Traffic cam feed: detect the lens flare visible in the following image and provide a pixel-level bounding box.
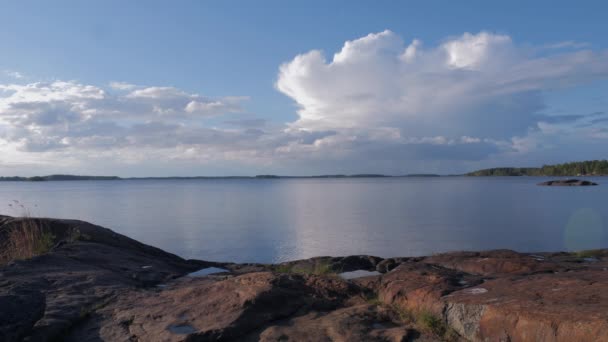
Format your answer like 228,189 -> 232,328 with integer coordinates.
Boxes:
564,208 -> 604,251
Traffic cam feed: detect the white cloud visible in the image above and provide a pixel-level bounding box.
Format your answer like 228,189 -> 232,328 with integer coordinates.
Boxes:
125,86 -> 184,99
276,30 -> 608,169
1,31 -> 608,175
543,41 -> 591,50
3,70 -> 24,79
402,39 -> 420,63
0,80 -> 253,158
109,81 -> 136,90
185,96 -> 248,116
442,32 -> 512,69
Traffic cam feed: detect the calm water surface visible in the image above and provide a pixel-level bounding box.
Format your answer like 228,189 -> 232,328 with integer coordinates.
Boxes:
0,177 -> 606,263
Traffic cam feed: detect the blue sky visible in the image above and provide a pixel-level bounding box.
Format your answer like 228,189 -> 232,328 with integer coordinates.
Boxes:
0,1 -> 607,176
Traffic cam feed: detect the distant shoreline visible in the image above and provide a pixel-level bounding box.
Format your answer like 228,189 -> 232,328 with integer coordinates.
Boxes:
1,160 -> 607,181
0,174 -> 605,182
0,174 -> 442,182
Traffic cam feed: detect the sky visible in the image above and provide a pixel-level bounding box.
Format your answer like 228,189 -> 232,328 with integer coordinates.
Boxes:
0,1 -> 607,176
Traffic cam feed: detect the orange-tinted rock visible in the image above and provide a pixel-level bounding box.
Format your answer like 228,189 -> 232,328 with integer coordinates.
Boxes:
443,269 -> 608,341
252,304 -> 424,342
378,262 -> 482,316
3,216 -> 608,342
87,273 -> 314,341
423,250 -> 569,276
351,274 -> 382,293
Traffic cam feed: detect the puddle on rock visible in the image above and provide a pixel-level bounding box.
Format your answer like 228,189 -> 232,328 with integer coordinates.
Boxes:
187,267 -> 230,277
339,270 -> 381,280
464,287 -> 488,295
168,323 -> 197,334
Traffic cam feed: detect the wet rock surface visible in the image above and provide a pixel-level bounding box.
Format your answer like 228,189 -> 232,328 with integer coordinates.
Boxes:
2,217 -> 608,341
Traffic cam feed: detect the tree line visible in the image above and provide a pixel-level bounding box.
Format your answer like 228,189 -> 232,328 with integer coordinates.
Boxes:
466,160 -> 608,176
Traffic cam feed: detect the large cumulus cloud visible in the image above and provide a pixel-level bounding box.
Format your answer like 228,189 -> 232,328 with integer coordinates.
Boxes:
276,30 -> 608,166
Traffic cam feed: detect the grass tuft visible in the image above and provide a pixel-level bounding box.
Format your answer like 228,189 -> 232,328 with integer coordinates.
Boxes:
418,311 -> 445,336
1,211 -> 56,265
416,310 -> 460,341
389,306 -> 460,341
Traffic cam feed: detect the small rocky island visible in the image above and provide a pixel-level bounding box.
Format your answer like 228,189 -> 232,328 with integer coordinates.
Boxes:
537,179 -> 598,186
1,216 -> 608,341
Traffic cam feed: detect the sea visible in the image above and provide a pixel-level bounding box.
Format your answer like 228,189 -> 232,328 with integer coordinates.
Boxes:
0,177 -> 606,263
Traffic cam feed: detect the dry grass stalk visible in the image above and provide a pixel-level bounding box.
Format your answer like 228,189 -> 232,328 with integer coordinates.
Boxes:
1,212 -> 55,265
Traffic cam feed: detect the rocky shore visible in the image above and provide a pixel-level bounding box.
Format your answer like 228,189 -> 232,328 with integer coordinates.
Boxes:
537,179 -> 599,186
1,216 -> 608,341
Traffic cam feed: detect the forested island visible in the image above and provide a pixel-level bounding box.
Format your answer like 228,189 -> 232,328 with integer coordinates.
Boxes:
466,160 -> 608,176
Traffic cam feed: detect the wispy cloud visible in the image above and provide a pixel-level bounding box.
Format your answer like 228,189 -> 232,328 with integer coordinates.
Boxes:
543,41 -> 591,50
109,81 -> 136,90
3,70 -> 24,79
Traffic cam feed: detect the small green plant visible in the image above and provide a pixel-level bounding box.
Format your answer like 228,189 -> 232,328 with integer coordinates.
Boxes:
572,249 -> 605,259
392,305 -> 415,324
311,261 -> 334,275
418,311 -> 445,336
389,305 -> 460,341
273,260 -> 336,275
274,264 -> 293,273
365,293 -> 383,306
416,310 -> 459,341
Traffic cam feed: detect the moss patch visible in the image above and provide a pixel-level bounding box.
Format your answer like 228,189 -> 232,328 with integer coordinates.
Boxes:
273,259 -> 336,275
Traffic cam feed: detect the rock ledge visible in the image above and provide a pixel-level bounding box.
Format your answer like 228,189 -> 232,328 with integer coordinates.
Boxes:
1,217 -> 608,341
